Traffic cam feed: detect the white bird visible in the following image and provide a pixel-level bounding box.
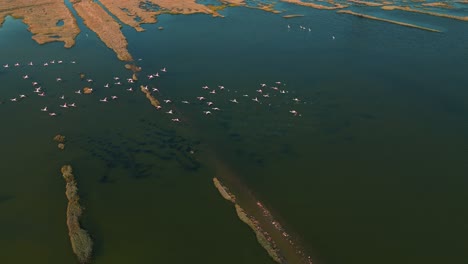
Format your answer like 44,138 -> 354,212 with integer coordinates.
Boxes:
71,61 -> 76,64
289,110 -> 299,116
230,99 -> 239,103
263,94 -> 270,98
202,85 -> 209,90
155,72 -> 160,77
280,90 -> 286,94
56,77 -> 62,82
166,110 -> 173,114
203,111 -> 212,115
260,83 -> 266,87
293,98 -> 300,102
142,85 -> 148,90
210,90 -> 216,94
22,75 -> 29,79
161,67 -> 167,72
41,107 -> 48,112
34,88 -> 41,93
148,75 -> 154,79
197,96 -> 206,101
43,62 -> 48,66
3,64 -> 9,68
242,94 -> 249,97
10,98 -> 17,102
38,92 -> 45,97
182,100 -> 190,104
156,105 -> 162,110
100,97 -> 108,102
28,62 -> 33,66
59,95 -> 65,100
14,63 -> 19,67
163,99 -> 172,104
50,60 -> 55,64
252,97 -> 260,103
32,82 -> 39,86
275,81 -> 281,84
86,79 -> 93,83
332,35 -> 335,40
113,77 -> 120,80
104,83 -> 109,88
271,86 -> 279,91
127,79 -> 134,83
115,82 -> 121,85
58,60 -> 63,64
218,85 -> 225,90
127,87 -> 133,92
19,94 -> 26,98
60,103 -> 68,108
171,118 -> 180,122
49,112 -> 57,116
152,88 -> 159,92
207,101 -> 214,106
308,28 -> 311,32
75,90 -> 81,94
111,96 -> 118,100
287,24 -> 290,29
69,103 -> 76,107
212,107 -> 221,111
256,89 -> 263,93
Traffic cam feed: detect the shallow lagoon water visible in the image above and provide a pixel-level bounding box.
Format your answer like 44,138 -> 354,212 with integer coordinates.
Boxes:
0,5 -> 467,264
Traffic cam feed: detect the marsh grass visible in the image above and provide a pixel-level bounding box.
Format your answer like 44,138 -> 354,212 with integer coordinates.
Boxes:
61,165 -> 93,264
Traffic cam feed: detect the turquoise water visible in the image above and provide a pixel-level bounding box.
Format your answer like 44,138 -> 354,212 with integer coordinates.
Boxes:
1,5 -> 467,264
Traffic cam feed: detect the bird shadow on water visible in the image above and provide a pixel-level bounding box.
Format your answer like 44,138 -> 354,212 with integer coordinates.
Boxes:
81,123 -> 201,183
0,195 -> 13,205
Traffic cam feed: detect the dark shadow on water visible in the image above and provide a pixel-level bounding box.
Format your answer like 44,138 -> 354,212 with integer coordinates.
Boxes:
0,195 -> 13,204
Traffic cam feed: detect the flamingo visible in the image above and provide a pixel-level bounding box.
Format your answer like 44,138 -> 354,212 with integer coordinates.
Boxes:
229,99 -> 239,103
3,64 -> 9,68
166,110 -> 173,114
289,110 -> 299,116
58,60 -> 63,64
49,112 -> 57,116
32,82 -> 39,86
100,97 -> 108,102
212,107 -> 221,111
161,67 -> 167,72
127,87 -> 133,92
10,98 -> 17,102
56,78 -> 62,82
19,94 -> 26,98
197,96 -> 206,101
115,81 -> 121,85
14,63 -> 19,67
207,102 -> 214,106
163,99 -> 172,104
218,85 -> 225,90
34,88 -> 41,93
156,105 -> 162,110
256,89 -> 263,93
252,97 -> 260,103
22,75 -> 29,79
75,90 -> 81,94
275,81 -> 281,84
210,90 -> 216,94
50,60 -> 55,64
202,85 -> 209,90
203,111 -> 212,115
69,103 -> 76,107
171,118 -> 180,122
41,107 -> 48,112
43,62 -> 48,66
155,72 -> 160,77
60,103 -> 68,108
111,96 -> 118,100
104,83 -> 109,88
181,101 -> 190,104
38,92 -> 45,97
293,98 -> 300,102
71,61 -> 76,64
86,79 -> 93,83
263,94 -> 270,98
243,94 -> 249,97
113,77 -> 120,80
28,62 -> 33,66
260,83 -> 266,87
148,75 -> 154,79
142,85 -> 148,90
271,86 -> 279,91
152,88 -> 159,92
59,95 -> 65,100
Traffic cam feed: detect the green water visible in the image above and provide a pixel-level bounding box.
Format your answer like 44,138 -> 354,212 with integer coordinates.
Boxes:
1,5 -> 468,264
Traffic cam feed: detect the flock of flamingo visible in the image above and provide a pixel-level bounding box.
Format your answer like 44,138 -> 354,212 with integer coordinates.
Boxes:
1,59 -> 303,122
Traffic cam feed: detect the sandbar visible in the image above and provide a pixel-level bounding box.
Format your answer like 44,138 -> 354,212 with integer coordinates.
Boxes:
140,85 -> 161,108
381,5 -> 468,21
281,0 -> 347,10
338,10 -> 441,32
